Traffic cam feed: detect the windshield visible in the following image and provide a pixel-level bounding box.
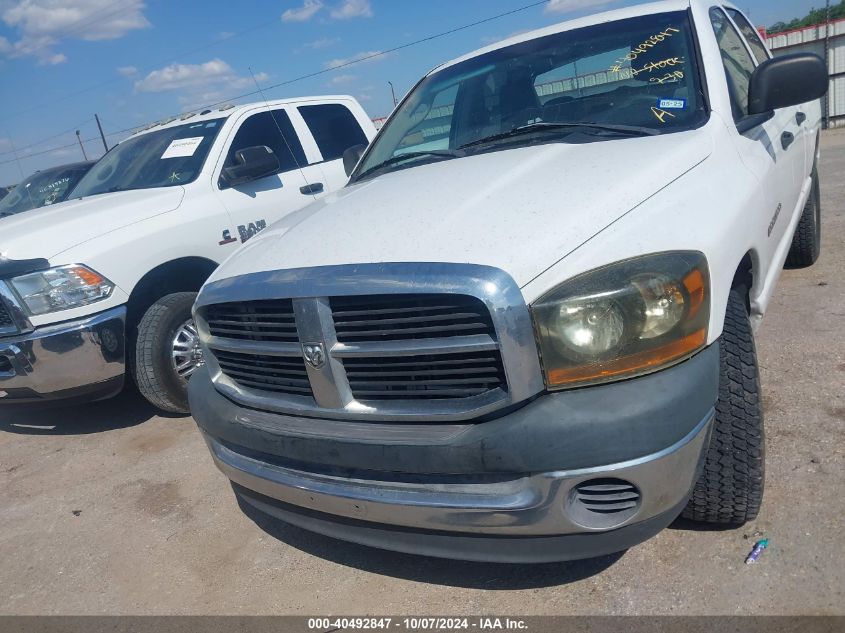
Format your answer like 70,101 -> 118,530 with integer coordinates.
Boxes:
70,118 -> 226,198
355,11 -> 705,181
0,163 -> 92,217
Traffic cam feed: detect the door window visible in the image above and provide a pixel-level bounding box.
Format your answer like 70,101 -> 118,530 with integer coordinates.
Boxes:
298,103 -> 369,161
709,7 -> 756,120
725,8 -> 770,64
223,109 -> 307,179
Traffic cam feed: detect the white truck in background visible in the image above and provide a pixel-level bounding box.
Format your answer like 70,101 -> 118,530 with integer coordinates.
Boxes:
0,96 -> 376,413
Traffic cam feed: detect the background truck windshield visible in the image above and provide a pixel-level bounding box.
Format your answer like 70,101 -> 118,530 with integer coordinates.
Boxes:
0,163 -> 92,217
70,118 -> 226,198
356,11 -> 705,178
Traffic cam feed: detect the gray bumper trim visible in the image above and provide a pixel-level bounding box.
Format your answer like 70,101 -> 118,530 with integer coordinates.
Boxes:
0,306 -> 126,403
207,410 -> 712,538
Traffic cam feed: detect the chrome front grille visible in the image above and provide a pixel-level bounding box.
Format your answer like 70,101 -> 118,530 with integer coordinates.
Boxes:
195,263 -> 545,422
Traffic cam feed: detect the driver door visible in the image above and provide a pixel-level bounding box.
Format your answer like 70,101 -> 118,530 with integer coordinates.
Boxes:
213,106 -> 325,246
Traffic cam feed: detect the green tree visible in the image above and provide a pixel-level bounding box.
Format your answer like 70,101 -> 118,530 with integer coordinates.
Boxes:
767,1 -> 845,34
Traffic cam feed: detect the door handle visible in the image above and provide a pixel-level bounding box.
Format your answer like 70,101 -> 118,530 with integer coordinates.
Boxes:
300,182 -> 324,195
781,131 -> 795,150
796,111 -> 806,125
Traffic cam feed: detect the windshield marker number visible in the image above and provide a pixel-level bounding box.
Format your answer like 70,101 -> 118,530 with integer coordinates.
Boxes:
609,27 -> 680,72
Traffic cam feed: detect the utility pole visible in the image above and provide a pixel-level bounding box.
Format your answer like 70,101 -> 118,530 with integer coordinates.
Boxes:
75,130 -> 88,161
823,0 -> 831,129
388,81 -> 398,108
94,114 -> 109,152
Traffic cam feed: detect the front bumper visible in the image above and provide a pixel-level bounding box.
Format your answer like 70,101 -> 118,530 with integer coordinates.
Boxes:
191,344 -> 719,562
0,306 -> 126,405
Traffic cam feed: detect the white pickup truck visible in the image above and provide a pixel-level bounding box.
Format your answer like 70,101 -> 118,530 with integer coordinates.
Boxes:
189,0 -> 827,562
0,96 -> 375,413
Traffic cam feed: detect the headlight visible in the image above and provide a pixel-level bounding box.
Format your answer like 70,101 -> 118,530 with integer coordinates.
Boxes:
531,252 -> 709,389
10,265 -> 114,315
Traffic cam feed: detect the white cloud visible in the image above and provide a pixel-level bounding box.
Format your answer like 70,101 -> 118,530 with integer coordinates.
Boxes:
282,0 -> 323,22
328,73 -> 357,85
307,36 -> 339,49
0,0 -> 150,63
134,59 -> 268,100
41,52 -> 66,64
545,0 -> 616,14
329,0 -> 372,20
324,50 -> 383,69
117,65 -> 137,76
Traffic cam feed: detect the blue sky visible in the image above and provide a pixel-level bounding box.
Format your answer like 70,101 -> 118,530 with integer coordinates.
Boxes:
0,0 -> 822,184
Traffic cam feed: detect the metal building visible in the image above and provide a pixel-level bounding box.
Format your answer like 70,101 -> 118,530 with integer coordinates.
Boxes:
766,18 -> 845,128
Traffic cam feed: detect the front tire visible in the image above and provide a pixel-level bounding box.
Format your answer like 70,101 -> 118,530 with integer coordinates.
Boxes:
132,292 -> 202,414
785,168 -> 821,268
683,288 -> 765,524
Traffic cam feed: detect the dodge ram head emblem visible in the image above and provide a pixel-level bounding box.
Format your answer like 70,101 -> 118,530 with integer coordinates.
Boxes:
302,343 -> 326,369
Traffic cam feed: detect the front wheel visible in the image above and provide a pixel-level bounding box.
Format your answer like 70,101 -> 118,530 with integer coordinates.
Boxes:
132,292 -> 203,414
683,288 -> 765,524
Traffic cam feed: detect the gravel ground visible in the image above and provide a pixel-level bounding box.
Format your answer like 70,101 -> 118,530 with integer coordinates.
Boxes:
1,131 -> 843,616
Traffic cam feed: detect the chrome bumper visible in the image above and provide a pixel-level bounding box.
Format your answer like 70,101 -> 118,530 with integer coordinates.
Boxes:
0,306 -> 126,404
207,411 -> 712,538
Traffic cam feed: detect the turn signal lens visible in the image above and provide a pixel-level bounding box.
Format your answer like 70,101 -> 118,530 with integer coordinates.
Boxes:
531,252 -> 710,389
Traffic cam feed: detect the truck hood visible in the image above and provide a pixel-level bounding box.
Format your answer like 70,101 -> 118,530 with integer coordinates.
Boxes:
213,128 -> 713,288
0,187 -> 185,261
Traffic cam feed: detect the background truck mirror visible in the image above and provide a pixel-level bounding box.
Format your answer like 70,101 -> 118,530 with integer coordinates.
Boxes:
221,145 -> 280,187
343,144 -> 368,177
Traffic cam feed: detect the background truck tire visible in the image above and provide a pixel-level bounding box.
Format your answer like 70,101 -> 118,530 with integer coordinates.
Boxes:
132,292 -> 200,414
683,288 -> 765,525
786,168 -> 821,268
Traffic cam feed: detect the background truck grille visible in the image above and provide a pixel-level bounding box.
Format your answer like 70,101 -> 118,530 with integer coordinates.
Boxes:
0,302 -> 16,334
205,299 -> 297,343
213,349 -> 311,396
330,294 -> 494,342
343,351 -> 505,400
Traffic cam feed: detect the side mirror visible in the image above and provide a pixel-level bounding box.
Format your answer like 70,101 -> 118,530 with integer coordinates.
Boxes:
748,53 -> 828,115
221,146 -> 280,187
343,144 -> 367,177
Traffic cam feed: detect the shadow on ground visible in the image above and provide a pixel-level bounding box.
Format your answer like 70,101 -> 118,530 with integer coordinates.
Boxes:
0,387 -> 180,435
237,494 -> 624,589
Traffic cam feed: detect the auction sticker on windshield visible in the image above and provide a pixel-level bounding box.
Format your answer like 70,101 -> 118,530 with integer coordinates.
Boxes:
161,137 -> 204,159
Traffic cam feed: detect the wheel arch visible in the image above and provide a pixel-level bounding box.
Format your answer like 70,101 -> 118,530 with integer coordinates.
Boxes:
126,256 -> 217,333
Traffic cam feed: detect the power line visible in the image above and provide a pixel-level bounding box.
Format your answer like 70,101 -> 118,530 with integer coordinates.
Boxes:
185,0 -> 550,111
1,0 -> 550,167
0,118 -> 93,158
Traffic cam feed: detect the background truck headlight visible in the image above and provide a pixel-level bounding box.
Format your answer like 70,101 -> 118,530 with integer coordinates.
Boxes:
531,252 -> 709,389
9,265 -> 115,316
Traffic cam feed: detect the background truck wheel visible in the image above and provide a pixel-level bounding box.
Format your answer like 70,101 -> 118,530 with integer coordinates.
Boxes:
132,292 -> 202,414
785,168 -> 821,268
683,288 -> 764,525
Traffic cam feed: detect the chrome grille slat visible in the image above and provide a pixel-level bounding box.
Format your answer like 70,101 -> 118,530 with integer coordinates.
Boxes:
330,322 -> 489,339
332,335 -> 498,358
333,312 -> 482,327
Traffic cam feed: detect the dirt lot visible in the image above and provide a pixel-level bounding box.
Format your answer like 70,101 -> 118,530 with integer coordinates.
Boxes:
1,131 -> 843,616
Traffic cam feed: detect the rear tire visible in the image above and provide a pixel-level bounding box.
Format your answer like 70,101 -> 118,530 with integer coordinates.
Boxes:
785,168 -> 821,268
683,288 -> 765,524
132,292 -> 201,414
